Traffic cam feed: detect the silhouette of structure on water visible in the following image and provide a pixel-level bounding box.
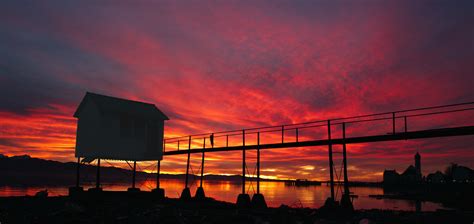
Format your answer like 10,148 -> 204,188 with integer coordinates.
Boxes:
383,152 -> 423,185
67,92 -> 474,212
383,152 -> 474,185
70,92 -> 168,197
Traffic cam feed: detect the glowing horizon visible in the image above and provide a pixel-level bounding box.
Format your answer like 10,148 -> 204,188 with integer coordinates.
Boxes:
1,0 -> 473,181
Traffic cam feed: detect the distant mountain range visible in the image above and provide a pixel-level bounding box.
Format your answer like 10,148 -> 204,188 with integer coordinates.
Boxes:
0,154 -> 275,186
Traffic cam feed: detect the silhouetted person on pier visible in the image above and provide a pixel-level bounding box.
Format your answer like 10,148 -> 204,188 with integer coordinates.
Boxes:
210,133 -> 214,148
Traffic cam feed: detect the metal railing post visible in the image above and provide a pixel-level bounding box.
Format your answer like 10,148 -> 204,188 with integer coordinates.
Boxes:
404,116 -> 407,133
296,128 -> 299,143
282,125 -> 284,143
392,112 -> 396,134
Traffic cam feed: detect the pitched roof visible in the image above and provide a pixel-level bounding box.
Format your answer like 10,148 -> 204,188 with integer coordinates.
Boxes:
74,92 -> 169,120
402,165 -> 417,176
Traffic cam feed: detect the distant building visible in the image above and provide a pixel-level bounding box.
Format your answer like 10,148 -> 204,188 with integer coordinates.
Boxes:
383,169 -> 400,185
451,164 -> 473,183
415,152 -> 421,180
426,171 -> 445,183
383,152 -> 423,184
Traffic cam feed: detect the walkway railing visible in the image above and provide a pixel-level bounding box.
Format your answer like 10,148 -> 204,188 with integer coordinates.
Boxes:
163,102 -> 474,153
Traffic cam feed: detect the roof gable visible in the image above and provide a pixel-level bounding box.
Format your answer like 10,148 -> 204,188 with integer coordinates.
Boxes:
74,92 -> 169,120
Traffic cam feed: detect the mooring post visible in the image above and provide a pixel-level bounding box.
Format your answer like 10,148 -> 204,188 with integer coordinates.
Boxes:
76,157 -> 80,187
132,161 -> 137,189
327,120 -> 335,201
242,129 -> 246,195
185,136 -> 191,188
342,123 -> 349,196
200,138 -> 206,187
257,132 -> 260,194
96,158 -> 101,189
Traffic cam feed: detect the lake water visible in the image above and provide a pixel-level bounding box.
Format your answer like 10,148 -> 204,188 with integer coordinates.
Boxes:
0,179 -> 447,211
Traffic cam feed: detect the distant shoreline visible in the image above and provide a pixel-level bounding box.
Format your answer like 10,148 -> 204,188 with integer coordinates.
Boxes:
0,155 -> 383,186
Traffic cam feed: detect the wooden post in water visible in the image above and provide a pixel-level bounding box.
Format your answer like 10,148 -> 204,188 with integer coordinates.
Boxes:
257,132 -> 260,194
132,161 -> 137,189
96,158 -> 101,189
327,120 -> 335,201
185,136 -> 191,188
76,157 -> 80,188
156,160 -> 161,189
242,130 -> 246,195
200,138 -> 206,187
342,123 -> 349,195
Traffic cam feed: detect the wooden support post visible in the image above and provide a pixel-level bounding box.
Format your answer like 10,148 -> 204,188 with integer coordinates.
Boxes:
226,135 -> 229,147
96,159 -> 101,189
178,140 -> 180,151
242,130 -> 246,195
185,136 -> 191,188
327,120 -> 335,200
200,138 -> 206,187
342,123 -> 349,196
76,157 -> 80,188
156,160 -> 161,189
257,132 -> 260,194
132,161 -> 137,189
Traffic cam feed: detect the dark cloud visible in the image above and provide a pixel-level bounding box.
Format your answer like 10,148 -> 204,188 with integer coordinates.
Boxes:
0,0 -> 473,180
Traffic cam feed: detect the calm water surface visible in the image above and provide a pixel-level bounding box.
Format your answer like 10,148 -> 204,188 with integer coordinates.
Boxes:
0,179 -> 446,211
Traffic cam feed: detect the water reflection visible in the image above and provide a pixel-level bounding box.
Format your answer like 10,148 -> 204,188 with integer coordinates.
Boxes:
0,179 -> 446,211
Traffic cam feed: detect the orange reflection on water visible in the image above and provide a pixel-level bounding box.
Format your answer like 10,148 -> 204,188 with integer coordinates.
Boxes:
0,179 -> 446,211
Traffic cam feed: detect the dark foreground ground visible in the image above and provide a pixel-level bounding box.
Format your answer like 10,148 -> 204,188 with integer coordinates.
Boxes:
0,194 -> 473,224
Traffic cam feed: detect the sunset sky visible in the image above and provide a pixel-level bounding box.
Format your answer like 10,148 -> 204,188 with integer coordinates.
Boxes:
1,0 -> 473,181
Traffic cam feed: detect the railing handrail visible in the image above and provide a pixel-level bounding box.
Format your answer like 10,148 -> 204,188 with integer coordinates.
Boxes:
164,101 -> 474,143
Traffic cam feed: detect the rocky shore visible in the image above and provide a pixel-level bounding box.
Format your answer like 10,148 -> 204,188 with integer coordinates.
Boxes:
0,194 -> 473,224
